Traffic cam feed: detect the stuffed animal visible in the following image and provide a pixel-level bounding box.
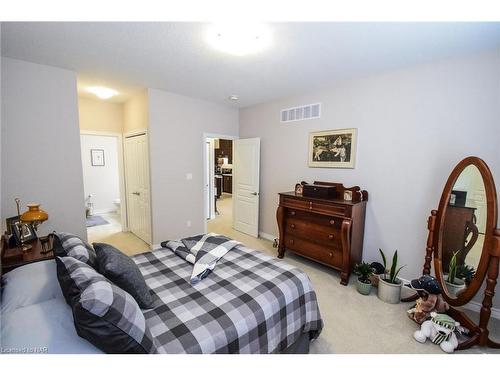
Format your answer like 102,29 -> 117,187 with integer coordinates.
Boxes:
414,312 -> 460,353
406,275 -> 449,324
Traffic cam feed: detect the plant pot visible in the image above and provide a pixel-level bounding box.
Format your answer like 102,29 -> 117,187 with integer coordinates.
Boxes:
377,277 -> 402,304
356,278 -> 372,295
445,277 -> 466,297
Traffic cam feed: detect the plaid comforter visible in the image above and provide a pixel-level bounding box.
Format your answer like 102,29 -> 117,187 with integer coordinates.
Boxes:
161,233 -> 241,284
132,245 -> 323,354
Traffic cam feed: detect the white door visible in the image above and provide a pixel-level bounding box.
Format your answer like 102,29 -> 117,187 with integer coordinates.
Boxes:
233,138 -> 260,237
124,133 -> 152,244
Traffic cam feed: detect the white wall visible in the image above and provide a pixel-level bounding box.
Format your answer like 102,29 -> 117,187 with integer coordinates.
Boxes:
80,134 -> 120,214
124,90 -> 148,133
148,89 -> 239,244
240,50 -> 500,289
1,58 -> 86,238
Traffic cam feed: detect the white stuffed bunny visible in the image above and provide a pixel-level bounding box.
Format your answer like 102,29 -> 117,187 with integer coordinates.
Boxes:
414,312 -> 460,353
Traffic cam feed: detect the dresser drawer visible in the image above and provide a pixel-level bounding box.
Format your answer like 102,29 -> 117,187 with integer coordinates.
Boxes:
282,196 -> 347,216
286,218 -> 342,247
285,235 -> 342,268
286,209 -> 343,228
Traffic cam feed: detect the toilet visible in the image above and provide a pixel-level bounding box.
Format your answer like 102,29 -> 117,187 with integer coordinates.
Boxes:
113,198 -> 121,214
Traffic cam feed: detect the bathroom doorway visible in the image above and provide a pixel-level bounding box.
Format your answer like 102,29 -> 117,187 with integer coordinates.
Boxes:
80,131 -> 127,242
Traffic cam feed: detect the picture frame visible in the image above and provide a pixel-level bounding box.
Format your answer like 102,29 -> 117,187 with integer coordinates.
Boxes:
309,128 -> 357,168
295,183 -> 304,195
10,218 -> 37,245
91,149 -> 105,166
343,191 -> 353,201
5,216 -> 20,235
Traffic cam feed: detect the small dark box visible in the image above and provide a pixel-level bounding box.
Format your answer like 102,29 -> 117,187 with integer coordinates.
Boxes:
302,184 -> 337,199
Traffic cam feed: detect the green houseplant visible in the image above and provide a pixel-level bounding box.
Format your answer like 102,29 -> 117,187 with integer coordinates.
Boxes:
353,262 -> 374,295
377,249 -> 406,304
445,251 -> 466,296
456,264 -> 476,286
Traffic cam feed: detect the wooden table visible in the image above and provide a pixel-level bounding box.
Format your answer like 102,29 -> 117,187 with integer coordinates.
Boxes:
1,235 -> 55,274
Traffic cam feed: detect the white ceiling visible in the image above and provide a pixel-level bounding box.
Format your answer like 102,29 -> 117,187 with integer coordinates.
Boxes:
2,22 -> 500,107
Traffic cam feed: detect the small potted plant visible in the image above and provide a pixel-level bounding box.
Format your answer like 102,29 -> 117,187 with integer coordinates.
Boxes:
456,263 -> 476,286
445,251 -> 466,296
353,262 -> 374,295
377,249 -> 405,304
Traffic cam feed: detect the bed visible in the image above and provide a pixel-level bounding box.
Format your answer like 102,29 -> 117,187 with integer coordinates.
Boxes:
1,242 -> 323,354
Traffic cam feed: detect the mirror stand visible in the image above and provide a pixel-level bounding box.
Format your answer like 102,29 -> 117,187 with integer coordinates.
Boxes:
417,156 -> 500,351
419,215 -> 500,349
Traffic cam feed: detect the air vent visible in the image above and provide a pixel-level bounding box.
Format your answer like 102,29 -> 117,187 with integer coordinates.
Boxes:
280,103 -> 321,123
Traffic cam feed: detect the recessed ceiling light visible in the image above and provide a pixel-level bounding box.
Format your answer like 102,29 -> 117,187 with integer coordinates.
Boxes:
87,86 -> 118,100
206,23 -> 272,56
228,95 -> 239,101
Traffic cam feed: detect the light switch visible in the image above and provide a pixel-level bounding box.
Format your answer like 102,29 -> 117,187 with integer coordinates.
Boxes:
186,173 -> 193,180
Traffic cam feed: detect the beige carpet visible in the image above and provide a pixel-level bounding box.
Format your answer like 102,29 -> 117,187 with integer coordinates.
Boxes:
91,199 -> 500,353
86,213 -> 150,255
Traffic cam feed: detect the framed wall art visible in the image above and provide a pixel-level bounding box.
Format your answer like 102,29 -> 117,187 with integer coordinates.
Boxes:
90,149 -> 105,166
309,128 -> 357,168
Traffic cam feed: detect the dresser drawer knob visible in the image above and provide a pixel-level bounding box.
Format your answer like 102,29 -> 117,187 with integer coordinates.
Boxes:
330,220 -> 335,225
328,234 -> 334,240
329,252 -> 333,257
289,239 -> 294,245
290,211 -> 296,216
309,202 -> 313,210
290,224 -> 296,229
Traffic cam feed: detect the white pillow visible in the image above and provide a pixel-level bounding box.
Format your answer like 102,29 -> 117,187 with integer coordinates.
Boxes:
1,259 -> 63,314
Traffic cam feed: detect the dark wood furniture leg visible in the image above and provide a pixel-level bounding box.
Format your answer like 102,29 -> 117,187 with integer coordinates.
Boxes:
276,205 -> 285,259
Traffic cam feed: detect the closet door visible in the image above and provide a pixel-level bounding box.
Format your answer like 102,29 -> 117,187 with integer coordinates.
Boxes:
124,133 -> 152,244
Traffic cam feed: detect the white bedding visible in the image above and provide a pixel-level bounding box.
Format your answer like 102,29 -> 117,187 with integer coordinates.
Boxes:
1,260 -> 102,354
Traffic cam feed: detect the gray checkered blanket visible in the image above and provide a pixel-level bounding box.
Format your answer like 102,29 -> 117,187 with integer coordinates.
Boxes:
132,245 -> 323,353
161,233 -> 241,284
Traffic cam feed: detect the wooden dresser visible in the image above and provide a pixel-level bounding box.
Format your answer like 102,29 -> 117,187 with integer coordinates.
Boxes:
276,182 -> 368,285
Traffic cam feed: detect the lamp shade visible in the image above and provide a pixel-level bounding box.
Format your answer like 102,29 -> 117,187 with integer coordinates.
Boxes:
21,204 -> 48,223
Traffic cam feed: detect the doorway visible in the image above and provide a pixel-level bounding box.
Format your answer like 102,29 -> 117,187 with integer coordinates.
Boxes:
203,134 -> 260,238
80,131 -> 126,241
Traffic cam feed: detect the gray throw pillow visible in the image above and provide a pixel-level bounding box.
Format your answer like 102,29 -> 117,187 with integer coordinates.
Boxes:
93,243 -> 154,309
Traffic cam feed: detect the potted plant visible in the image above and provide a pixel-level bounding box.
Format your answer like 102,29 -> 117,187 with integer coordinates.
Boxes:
353,262 -> 374,295
377,249 -> 405,304
456,264 -> 476,286
369,261 -> 385,287
445,251 -> 466,296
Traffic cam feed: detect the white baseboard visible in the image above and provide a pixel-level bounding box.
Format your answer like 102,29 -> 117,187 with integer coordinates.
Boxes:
92,208 -> 117,215
259,231 -> 276,242
152,243 -> 161,250
398,277 -> 500,321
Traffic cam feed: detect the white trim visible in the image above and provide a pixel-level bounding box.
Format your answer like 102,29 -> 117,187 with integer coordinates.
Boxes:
124,129 -> 148,138
258,231 -> 276,242
80,130 -> 128,232
151,243 -> 162,250
202,133 -> 239,234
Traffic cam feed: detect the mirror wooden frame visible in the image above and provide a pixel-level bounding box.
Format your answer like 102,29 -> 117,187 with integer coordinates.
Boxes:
418,157 -> 500,350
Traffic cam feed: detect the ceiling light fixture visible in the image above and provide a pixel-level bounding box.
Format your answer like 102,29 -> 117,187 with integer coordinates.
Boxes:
206,23 -> 272,56
228,95 -> 239,101
87,86 -> 118,100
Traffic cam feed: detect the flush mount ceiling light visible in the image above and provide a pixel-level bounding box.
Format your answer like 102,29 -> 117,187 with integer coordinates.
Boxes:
87,86 -> 118,100
228,95 -> 239,101
206,23 -> 272,56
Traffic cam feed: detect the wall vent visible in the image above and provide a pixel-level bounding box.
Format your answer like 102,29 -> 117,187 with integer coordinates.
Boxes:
280,103 -> 321,123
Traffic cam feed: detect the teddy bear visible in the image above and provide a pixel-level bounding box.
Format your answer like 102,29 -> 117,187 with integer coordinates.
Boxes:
406,275 -> 449,324
413,312 -> 460,353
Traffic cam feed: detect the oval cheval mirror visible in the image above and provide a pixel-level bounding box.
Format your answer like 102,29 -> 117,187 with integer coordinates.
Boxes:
422,156 -> 500,350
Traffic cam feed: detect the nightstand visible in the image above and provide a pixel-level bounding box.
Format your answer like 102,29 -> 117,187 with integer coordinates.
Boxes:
1,234 -> 55,274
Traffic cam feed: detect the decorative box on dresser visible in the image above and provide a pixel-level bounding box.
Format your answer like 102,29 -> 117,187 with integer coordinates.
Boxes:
276,182 -> 368,285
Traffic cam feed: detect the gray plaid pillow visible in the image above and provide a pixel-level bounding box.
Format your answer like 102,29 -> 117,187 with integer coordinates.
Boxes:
55,232 -> 97,268
57,256 -> 156,353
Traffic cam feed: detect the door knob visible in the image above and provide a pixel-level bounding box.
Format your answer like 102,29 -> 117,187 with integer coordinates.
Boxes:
252,192 -> 259,196
132,192 -> 140,196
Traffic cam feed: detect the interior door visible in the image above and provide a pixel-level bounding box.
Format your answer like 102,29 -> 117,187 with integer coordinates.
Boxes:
124,133 -> 152,244
233,138 -> 260,237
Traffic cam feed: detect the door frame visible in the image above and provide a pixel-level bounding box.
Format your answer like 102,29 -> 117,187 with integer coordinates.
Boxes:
80,130 -> 128,231
123,129 -> 153,245
202,132 -> 239,234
